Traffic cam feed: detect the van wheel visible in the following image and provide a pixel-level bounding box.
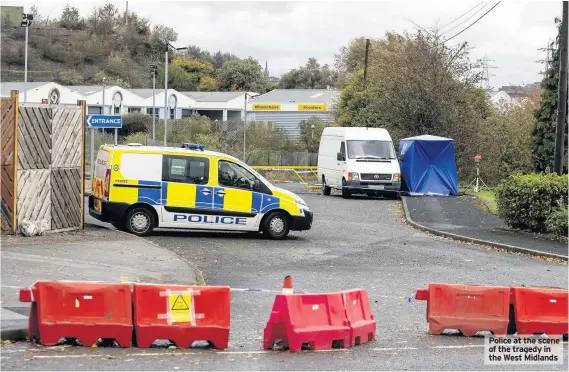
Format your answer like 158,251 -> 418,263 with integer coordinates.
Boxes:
322,176 -> 331,196
125,207 -> 155,236
262,211 -> 290,240
341,179 -> 351,199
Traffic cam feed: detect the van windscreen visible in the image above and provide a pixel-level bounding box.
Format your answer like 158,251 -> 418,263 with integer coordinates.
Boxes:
346,140 -> 395,159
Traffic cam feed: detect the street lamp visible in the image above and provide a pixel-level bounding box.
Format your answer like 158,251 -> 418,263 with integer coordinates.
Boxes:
21,12 -> 33,103
150,64 -> 157,142
163,43 -> 187,146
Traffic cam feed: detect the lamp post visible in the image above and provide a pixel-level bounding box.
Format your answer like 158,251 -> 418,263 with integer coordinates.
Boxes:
150,64 -> 157,142
163,43 -> 187,146
21,13 -> 33,103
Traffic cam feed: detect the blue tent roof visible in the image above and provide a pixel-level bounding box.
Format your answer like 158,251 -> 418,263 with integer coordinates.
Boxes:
399,135 -> 459,196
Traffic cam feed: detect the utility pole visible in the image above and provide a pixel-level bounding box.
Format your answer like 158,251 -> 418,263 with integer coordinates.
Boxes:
243,93 -> 248,161
164,48 -> 169,146
125,1 -> 128,27
21,13 -> 33,103
554,1 -> 568,175
479,56 -> 497,91
150,64 -> 157,142
362,38 -> 370,89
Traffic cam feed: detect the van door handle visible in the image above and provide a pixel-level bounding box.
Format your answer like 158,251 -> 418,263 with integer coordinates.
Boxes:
201,189 -> 212,195
216,191 -> 226,196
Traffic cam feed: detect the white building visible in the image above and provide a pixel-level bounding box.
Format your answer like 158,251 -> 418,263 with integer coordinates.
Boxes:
0,82 -> 86,105
247,89 -> 339,140
68,85 -> 148,116
182,91 -> 251,121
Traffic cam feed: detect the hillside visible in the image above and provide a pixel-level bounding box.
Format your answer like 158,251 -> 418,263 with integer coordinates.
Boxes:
0,4 -> 272,92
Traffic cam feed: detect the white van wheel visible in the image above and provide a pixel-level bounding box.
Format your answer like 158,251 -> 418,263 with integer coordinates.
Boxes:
341,179 -> 351,199
126,208 -> 155,236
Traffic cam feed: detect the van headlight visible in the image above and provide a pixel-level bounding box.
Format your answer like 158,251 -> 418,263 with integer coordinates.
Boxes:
295,196 -> 308,207
393,173 -> 401,182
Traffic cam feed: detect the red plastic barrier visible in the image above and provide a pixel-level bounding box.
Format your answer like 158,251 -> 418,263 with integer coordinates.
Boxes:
342,289 -> 376,347
415,283 -> 510,337
133,284 -> 230,349
263,293 -> 351,352
19,281 -> 132,347
511,287 -> 568,337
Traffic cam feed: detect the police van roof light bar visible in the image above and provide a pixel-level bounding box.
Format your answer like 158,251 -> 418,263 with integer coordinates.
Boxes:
182,143 -> 205,151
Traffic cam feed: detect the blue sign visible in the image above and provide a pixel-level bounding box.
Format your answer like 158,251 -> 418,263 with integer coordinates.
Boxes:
85,115 -> 122,128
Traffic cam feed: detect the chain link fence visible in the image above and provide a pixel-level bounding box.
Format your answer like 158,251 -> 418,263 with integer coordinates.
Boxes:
83,119 -> 318,186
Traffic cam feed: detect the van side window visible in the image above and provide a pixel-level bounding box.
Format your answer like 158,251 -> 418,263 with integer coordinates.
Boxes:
162,155 -> 209,185
340,142 -> 346,157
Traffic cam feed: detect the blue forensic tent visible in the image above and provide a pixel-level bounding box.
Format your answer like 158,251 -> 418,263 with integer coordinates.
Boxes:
398,135 -> 459,196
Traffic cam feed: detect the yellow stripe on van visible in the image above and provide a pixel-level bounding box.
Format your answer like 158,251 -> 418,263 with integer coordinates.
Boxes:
110,179 -> 138,204
166,183 -> 196,208
223,188 -> 252,213
271,189 -> 301,216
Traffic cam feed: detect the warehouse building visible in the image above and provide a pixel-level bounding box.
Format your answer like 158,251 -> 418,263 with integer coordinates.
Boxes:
247,89 -> 339,140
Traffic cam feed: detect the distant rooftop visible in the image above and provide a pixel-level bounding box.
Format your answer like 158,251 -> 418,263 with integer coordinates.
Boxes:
0,82 -> 50,96
128,89 -> 159,99
181,91 -> 245,102
67,85 -> 106,96
251,89 -> 339,104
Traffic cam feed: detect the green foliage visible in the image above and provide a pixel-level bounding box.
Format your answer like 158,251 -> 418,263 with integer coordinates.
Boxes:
217,57 -> 266,92
545,207 -> 568,237
200,76 -> 218,91
59,4 -> 85,30
298,117 -> 327,152
43,44 -> 83,67
120,113 -> 153,136
93,71 -> 131,88
279,58 -> 338,89
532,18 -> 568,173
58,69 -> 81,85
495,172 -> 568,232
149,24 -> 178,55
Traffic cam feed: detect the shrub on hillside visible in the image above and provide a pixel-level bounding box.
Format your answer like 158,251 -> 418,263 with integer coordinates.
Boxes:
545,207 -> 568,237
120,113 -> 152,136
58,70 -> 81,85
495,172 -> 568,232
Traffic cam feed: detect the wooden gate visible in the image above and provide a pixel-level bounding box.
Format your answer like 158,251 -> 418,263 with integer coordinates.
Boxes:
1,93 -> 18,233
1,92 -> 86,234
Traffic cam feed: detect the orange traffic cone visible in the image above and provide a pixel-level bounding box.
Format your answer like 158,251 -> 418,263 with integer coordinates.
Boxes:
282,275 -> 293,294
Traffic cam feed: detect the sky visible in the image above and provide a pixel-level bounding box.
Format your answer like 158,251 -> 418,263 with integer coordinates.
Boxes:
8,0 -> 563,88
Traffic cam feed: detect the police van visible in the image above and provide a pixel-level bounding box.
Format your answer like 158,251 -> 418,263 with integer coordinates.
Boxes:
88,144 -> 313,239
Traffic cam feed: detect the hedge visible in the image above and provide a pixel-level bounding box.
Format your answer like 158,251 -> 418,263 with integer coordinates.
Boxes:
495,172 -> 568,233
546,208 -> 568,237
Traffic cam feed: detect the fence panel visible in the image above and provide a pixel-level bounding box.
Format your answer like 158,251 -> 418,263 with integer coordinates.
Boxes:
1,97 -> 16,233
18,106 -> 52,170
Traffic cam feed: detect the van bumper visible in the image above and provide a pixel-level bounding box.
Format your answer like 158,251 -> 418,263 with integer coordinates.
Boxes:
88,195 -> 129,224
343,181 -> 401,193
291,210 -> 313,231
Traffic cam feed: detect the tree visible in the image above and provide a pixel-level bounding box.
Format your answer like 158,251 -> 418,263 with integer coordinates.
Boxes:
59,4 -> 84,30
211,51 -> 239,70
279,58 -> 338,89
334,31 -> 490,178
149,24 -> 178,56
299,117 -> 327,152
217,57 -> 266,92
532,18 -> 568,173
185,45 -> 213,64
29,5 -> 42,25
156,56 -> 216,91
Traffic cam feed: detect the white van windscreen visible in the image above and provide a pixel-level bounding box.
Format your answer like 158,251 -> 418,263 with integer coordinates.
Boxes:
347,140 -> 396,160
94,149 -> 110,179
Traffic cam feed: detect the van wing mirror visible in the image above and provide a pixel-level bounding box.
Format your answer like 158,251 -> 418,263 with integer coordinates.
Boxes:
250,179 -> 260,191
399,153 -> 404,162
337,152 -> 345,161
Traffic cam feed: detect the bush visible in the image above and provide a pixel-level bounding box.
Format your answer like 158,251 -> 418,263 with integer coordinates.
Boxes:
58,69 -> 81,85
495,172 -> 568,232
120,113 -> 152,136
545,208 -> 568,237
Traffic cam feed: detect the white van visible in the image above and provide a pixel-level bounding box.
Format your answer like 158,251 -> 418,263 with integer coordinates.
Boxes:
317,127 -> 401,198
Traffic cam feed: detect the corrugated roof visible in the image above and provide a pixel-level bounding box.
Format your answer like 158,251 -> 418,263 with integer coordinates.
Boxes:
128,89 -> 159,99
251,89 -> 339,104
181,91 -> 245,102
0,82 -> 51,96
67,85 -> 106,96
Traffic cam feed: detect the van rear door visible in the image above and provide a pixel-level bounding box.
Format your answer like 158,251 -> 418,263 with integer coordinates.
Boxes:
93,148 -> 112,201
